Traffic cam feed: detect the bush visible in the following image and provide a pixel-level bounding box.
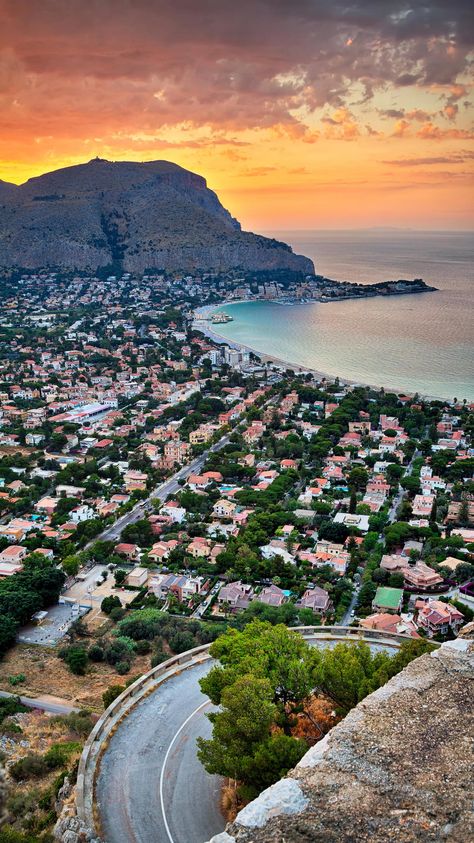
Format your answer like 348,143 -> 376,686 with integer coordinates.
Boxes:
59,645 -> 88,675
169,631 -> 197,654
88,644 -> 104,662
115,660 -> 131,675
117,608 -> 165,640
51,710 -> 94,737
53,769 -> 68,797
10,754 -> 48,781
151,647 -> 168,668
8,673 -> 26,687
134,639 -> 151,655
109,606 -> 126,622
43,741 -> 81,769
104,637 -> 135,666
0,696 -> 27,725
2,720 -> 22,735
0,824 -> 50,842
101,595 -> 122,615
102,685 -> 126,709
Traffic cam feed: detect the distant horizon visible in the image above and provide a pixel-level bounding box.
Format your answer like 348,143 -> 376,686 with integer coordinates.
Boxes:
264,227 -> 474,234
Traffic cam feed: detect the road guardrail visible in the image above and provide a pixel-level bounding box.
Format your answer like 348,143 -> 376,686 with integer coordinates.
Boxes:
76,626 -> 416,832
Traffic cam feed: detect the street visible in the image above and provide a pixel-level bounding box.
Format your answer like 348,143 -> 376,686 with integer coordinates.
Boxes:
95,434 -> 231,543
0,689 -> 78,715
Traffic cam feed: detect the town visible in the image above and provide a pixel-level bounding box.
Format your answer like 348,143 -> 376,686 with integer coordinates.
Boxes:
0,268 -> 473,837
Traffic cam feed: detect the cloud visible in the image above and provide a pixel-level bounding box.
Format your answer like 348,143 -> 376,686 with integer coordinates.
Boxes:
416,122 -> 474,139
379,108 -> 405,119
442,103 -> 459,120
0,0 -> 473,140
382,151 -> 474,166
392,119 -> 411,137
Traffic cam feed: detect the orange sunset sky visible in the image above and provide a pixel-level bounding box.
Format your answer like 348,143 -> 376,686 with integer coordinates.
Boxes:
1,0 -> 473,230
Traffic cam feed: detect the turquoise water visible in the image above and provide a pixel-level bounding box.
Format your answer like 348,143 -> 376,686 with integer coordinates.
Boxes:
212,230 -> 474,401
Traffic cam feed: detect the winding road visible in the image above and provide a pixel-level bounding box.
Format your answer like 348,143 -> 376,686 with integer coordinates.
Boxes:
94,631 -> 405,843
95,659 -> 221,843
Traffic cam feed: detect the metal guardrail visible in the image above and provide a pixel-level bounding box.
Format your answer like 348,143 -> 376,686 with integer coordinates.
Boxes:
75,626 -> 416,831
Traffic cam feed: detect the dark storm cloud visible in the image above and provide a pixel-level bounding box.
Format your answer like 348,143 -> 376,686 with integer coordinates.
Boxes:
0,0 -> 473,134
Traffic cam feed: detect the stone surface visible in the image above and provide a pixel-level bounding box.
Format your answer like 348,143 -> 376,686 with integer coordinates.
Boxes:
236,779 -> 309,828
0,158 -> 314,274
53,781 -> 102,843
223,641 -> 474,843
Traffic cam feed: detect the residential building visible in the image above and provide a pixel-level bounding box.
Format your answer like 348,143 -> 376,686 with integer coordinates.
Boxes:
372,586 -> 404,614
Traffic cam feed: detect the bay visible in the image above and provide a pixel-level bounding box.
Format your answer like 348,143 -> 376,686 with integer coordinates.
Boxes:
211,230 -> 474,401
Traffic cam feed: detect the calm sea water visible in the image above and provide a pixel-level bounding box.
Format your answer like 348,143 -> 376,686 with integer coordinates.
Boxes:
213,230 -> 474,401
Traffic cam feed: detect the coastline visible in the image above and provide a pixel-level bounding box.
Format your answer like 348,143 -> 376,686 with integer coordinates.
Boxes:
192,302 -> 454,403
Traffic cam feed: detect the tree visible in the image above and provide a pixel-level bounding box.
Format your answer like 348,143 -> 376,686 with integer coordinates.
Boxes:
60,646 -> 88,676
348,467 -> 368,491
62,555 -> 80,577
0,615 -> 19,654
349,488 -> 357,514
453,561 -> 474,584
372,567 -> 389,584
458,499 -> 470,527
201,621 -> 313,730
197,673 -> 307,799
101,595 -> 122,615
311,639 -> 433,715
388,572 -> 405,588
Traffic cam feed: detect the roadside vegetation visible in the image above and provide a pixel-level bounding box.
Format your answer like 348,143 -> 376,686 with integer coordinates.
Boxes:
197,621 -> 434,805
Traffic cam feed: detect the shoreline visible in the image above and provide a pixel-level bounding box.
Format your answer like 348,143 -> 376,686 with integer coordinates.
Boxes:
192,302 -> 456,403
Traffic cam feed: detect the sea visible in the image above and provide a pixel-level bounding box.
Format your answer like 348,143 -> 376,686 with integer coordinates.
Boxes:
210,230 -> 474,402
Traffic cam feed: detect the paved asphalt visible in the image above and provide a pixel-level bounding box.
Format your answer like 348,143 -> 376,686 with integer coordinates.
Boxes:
0,689 -> 78,715
95,636 -> 401,843
96,435 -> 230,543
95,659 -> 224,843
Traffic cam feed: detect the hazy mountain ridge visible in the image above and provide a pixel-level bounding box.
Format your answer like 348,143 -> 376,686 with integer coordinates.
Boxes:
0,159 -> 314,274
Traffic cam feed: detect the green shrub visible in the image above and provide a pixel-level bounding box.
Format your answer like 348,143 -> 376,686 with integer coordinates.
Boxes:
2,719 -> 22,735
8,673 -> 26,687
102,684 -> 125,709
50,710 -> 94,737
134,639 -> 151,655
0,825 -> 50,843
151,647 -> 168,668
101,595 -> 122,615
0,697 -> 27,725
115,660 -> 131,675
88,644 -> 104,662
43,741 -> 81,769
53,770 -> 68,797
10,754 -> 48,781
109,606 -> 126,622
59,645 -> 88,675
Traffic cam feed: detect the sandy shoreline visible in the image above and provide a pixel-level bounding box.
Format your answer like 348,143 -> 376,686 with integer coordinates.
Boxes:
192,301 -> 450,402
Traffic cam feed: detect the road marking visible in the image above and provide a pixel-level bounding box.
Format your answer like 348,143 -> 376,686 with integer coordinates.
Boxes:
159,699 -> 211,843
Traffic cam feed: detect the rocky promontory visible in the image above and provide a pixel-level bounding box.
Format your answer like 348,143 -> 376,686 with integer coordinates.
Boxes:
210,637 -> 474,843
0,159 -> 314,275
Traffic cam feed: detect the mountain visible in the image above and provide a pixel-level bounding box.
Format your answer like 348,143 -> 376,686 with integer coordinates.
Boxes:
0,159 -> 314,274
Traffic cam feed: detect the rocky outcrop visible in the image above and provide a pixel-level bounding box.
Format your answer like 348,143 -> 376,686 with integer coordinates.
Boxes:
54,778 -> 102,843
0,159 -> 314,274
210,639 -> 474,843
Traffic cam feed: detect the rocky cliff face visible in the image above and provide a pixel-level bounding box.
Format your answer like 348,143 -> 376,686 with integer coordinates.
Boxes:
211,638 -> 474,843
0,159 -> 314,274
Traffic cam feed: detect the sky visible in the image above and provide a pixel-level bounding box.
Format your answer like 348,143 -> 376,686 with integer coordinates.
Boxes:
1,0 -> 473,230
